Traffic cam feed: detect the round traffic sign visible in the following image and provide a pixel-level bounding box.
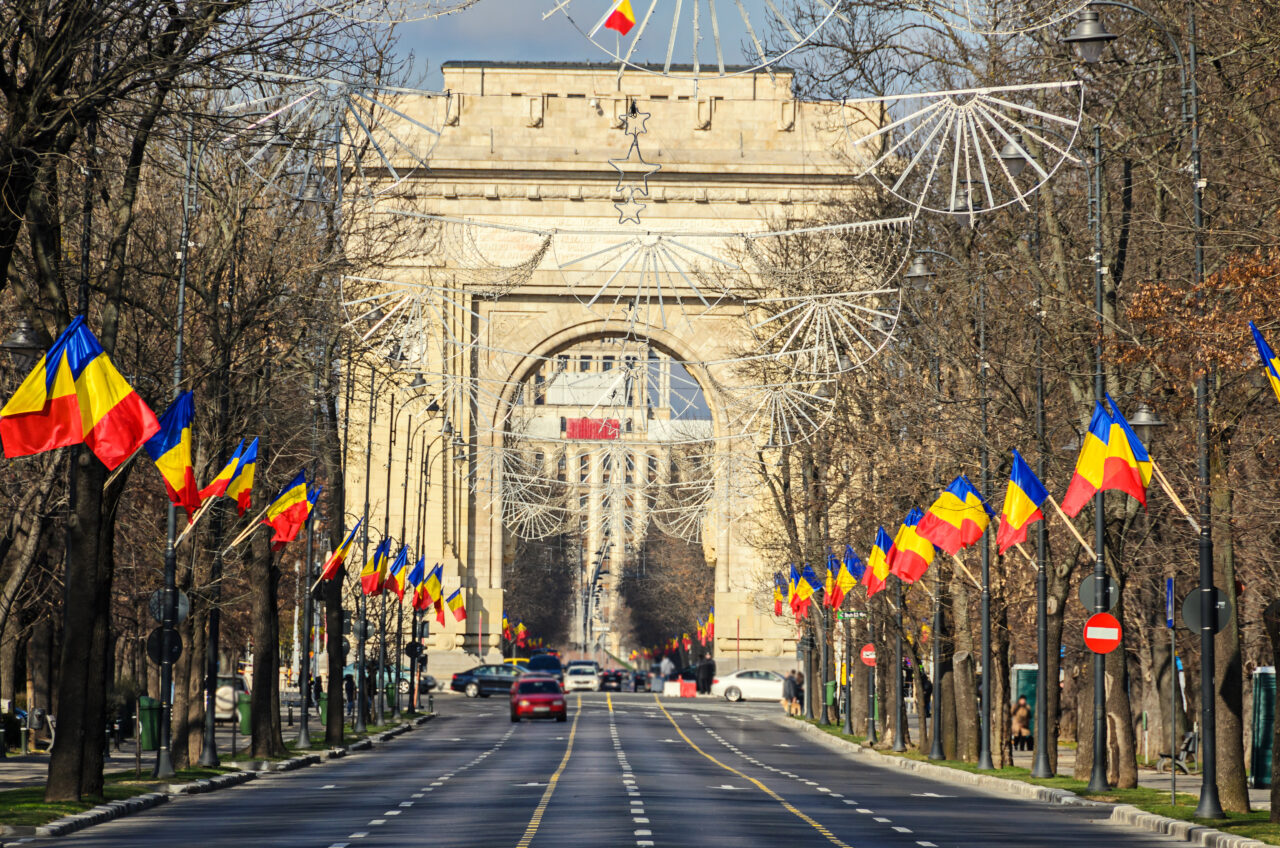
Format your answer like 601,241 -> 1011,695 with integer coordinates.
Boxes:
146,627 -> 183,664
860,643 -> 877,667
149,588 -> 190,625
1180,587 -> 1234,634
1083,612 -> 1122,654
1077,574 -> 1118,612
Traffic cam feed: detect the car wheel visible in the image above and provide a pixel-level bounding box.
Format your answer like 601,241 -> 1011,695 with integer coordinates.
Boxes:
510,711 -> 519,723
464,681 -> 480,698
556,713 -> 567,722
398,679 -> 411,695
725,686 -> 743,702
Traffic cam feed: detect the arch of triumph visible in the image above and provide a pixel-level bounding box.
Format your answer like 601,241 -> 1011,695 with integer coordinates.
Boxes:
345,62 -> 870,676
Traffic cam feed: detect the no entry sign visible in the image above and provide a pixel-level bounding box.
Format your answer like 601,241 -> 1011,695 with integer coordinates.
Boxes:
1084,612 -> 1123,654
860,643 -> 877,667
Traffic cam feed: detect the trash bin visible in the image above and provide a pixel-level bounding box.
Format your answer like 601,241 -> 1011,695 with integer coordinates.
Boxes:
679,679 -> 697,698
1251,666 -> 1275,788
138,696 -> 160,751
825,680 -> 837,707
386,684 -> 398,711
318,692 -> 328,728
236,693 -> 251,735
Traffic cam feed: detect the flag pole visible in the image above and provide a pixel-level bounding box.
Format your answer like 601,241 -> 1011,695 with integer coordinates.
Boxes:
308,550 -> 335,594
1151,461 -> 1201,532
174,498 -> 214,547
102,447 -> 143,491
224,505 -> 270,554
1045,494 -> 1097,560
948,553 -> 982,591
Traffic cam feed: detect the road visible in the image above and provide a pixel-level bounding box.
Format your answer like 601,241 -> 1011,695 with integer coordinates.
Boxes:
24,693 -> 1191,848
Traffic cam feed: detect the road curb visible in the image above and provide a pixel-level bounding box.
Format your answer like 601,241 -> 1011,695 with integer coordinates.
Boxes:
777,718 -> 1270,848
7,714 -> 436,844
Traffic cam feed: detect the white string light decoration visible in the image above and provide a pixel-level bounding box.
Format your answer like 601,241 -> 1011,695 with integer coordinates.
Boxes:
542,0 -> 847,79
920,0 -> 1092,36
840,80 -> 1084,220
222,72 -> 449,204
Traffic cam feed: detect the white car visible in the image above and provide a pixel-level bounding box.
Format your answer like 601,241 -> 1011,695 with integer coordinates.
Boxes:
711,669 -> 785,702
563,666 -> 602,691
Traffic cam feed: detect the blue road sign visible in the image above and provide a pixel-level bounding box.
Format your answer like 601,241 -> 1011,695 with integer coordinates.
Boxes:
1166,577 -> 1174,628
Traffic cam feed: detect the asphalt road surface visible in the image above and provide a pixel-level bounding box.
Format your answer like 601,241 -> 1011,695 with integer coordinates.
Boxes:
25,693 -> 1192,848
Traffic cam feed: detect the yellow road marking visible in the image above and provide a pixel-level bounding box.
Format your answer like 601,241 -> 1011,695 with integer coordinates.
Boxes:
515,695 -> 582,848
653,695 -> 853,848
607,692 -> 613,713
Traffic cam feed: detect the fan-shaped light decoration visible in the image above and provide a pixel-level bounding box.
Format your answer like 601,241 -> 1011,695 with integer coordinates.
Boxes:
921,0 -> 1092,36
543,0 -> 847,79
841,80 -> 1083,220
739,216 -> 910,376
723,373 -> 839,449
551,234 -> 738,333
223,72 -> 448,203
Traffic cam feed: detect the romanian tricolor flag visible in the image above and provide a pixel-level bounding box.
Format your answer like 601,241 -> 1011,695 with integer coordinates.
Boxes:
1061,402 -> 1113,517
263,470 -> 310,548
200,439 -> 244,501
682,632 -> 692,652
787,564 -> 802,614
706,608 -> 714,640
1251,321 -> 1280,403
360,538 -> 391,595
863,528 -> 892,597
793,564 -> 821,619
385,545 -> 410,601
887,508 -> 935,584
916,475 -> 993,555
0,315 -> 159,468
996,450 -> 1049,555
604,0 -> 636,35
1103,394 -> 1153,507
446,587 -> 464,620
773,573 -> 787,617
318,518 -> 362,582
516,621 -> 528,647
225,437 -> 258,516
502,613 -> 512,641
143,391 -> 202,518
410,558 -> 432,610
830,546 -> 862,610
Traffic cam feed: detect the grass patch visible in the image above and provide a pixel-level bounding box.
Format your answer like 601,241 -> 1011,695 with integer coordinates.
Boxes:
0,767 -> 233,828
799,718 -> 1280,845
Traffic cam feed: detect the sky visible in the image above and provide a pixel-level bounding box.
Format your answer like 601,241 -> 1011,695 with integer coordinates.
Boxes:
394,0 -> 759,89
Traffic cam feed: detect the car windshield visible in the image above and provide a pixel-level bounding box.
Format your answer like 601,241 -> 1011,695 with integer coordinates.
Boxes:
518,680 -> 561,695
568,668 -> 594,675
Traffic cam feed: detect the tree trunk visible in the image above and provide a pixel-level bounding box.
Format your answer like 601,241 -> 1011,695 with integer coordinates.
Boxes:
248,531 -> 286,759
993,600 -> 1012,768
1073,658 -> 1094,781
1106,595 -> 1138,789
954,652 -> 979,762
1046,550 -> 1074,774
1211,441 -> 1250,812
1,615 -> 19,708
937,576 -> 956,760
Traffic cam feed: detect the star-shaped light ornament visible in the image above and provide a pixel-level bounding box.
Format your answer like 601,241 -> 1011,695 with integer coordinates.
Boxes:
620,106 -> 650,138
609,142 -> 662,196
613,188 -> 648,225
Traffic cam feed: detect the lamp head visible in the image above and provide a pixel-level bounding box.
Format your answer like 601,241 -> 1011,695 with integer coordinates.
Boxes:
905,254 -> 936,283
998,133 -> 1029,178
1,318 -> 46,371
1064,9 -> 1117,64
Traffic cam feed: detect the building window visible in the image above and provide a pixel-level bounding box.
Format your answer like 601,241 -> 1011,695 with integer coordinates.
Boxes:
556,354 -> 568,372
580,355 -> 592,372
579,455 -> 589,483
602,355 -> 614,371
560,416 -> 567,432
534,374 -> 545,405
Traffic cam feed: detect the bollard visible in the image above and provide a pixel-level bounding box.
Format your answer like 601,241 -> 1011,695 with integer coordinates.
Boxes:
287,704 -> 293,727
427,693 -> 434,715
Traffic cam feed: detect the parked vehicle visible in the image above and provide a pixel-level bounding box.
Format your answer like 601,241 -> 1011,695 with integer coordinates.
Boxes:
710,669 -> 786,702
342,664 -> 412,695
450,664 -> 523,698
510,677 -> 567,722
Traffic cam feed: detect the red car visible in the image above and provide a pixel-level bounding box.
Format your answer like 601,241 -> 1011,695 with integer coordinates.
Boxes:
510,675 -> 567,722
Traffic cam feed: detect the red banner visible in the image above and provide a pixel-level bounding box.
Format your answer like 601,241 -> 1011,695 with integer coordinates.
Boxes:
566,418 -> 620,439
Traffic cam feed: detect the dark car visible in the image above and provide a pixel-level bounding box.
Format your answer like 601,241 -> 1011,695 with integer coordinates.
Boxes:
450,664 -> 522,698
524,654 -> 563,682
679,665 -> 698,681
600,669 -> 623,691
631,671 -> 649,692
510,676 -> 567,722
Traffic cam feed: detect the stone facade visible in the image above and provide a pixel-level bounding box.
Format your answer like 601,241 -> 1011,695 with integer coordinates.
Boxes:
345,62 -> 872,677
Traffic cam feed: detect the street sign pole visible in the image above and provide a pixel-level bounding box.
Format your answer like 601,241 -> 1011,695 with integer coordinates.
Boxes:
1167,576 -> 1176,805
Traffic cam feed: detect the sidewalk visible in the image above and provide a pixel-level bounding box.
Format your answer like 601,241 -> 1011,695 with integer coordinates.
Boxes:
1009,745 -> 1271,810
0,705 -> 354,791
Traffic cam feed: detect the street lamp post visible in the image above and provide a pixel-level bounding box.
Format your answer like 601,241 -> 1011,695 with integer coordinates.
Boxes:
1063,1 -> 1215,809
905,248 -> 992,766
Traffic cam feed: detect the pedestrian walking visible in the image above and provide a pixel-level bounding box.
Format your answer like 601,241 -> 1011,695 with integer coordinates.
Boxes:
696,653 -> 716,695
344,674 -> 356,718
1011,695 -> 1032,751
794,671 -> 805,716
659,654 -> 675,681
782,670 -> 797,715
